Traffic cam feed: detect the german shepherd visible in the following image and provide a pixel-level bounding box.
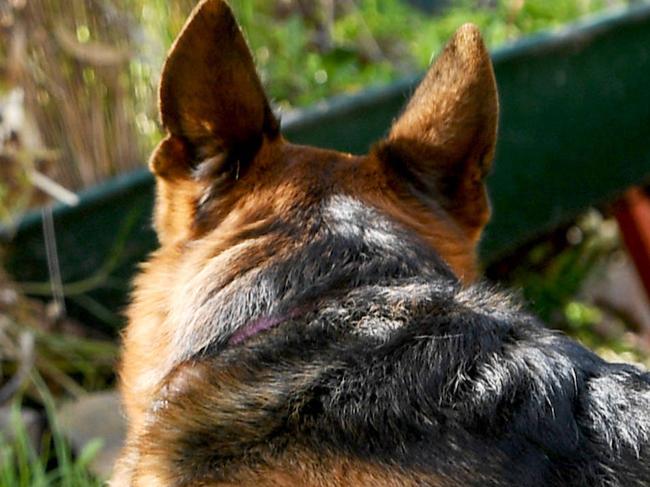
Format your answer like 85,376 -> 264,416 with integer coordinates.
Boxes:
112,1 -> 650,485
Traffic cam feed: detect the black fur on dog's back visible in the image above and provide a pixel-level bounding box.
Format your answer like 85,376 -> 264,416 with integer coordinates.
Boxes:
136,194 -> 650,487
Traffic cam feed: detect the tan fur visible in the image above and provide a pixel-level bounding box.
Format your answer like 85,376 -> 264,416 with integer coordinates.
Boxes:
130,450 -> 444,487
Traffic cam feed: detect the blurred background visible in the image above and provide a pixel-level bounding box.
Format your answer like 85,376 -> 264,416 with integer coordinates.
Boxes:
0,0 -> 649,484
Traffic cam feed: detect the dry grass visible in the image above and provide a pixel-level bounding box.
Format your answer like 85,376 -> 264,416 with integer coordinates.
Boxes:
2,0 -> 142,191
0,0 -> 195,198
0,269 -> 117,400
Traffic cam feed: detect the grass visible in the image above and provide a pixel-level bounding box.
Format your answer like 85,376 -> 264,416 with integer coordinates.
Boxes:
0,374 -> 102,486
0,277 -> 118,398
0,280 -> 112,483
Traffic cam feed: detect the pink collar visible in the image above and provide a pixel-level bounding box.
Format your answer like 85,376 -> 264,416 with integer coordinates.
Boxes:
228,315 -> 287,346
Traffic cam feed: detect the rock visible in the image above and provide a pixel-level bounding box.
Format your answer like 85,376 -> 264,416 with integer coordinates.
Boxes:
0,406 -> 43,450
57,390 -> 125,480
583,252 -> 650,337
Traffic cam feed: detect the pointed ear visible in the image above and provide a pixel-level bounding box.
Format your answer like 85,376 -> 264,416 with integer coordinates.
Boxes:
155,0 -> 278,175
375,24 -> 498,242
150,0 -> 279,245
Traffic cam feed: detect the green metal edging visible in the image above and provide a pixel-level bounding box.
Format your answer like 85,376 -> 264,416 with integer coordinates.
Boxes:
0,168 -> 152,240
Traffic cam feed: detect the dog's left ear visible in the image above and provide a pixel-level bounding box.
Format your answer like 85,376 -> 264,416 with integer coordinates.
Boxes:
158,0 -> 278,163
150,0 -> 279,244
375,24 -> 498,243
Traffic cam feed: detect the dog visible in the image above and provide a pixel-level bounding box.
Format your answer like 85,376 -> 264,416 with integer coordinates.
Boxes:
112,0 -> 650,485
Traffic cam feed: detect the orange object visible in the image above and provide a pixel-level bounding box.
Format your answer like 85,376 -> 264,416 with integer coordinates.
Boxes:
615,187 -> 650,300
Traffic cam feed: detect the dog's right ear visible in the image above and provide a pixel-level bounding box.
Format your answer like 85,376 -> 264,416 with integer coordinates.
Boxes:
150,0 -> 278,244
374,24 -> 498,245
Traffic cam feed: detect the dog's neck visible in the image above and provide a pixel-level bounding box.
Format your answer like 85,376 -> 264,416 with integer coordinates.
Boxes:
166,195 -> 456,363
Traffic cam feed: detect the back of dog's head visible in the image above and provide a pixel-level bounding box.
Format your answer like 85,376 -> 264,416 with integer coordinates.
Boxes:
116,1 -> 501,485
150,0 -> 498,282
